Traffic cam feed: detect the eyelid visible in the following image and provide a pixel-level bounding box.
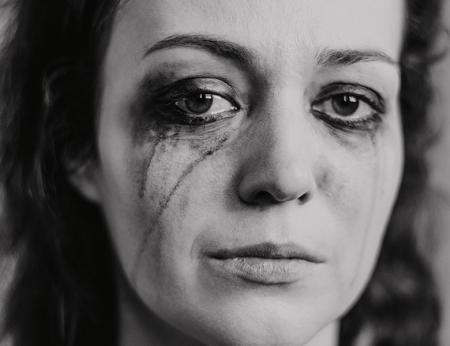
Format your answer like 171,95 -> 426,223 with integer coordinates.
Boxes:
175,93 -> 238,115
152,77 -> 243,110
175,90 -> 240,109
145,77 -> 245,126
313,82 -> 386,114
155,76 -> 236,96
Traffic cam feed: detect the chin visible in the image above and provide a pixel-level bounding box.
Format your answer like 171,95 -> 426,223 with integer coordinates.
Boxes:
177,297 -> 338,346
199,320 -> 323,346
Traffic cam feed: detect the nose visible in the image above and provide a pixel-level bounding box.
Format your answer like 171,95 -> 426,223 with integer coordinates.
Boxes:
237,93 -> 318,206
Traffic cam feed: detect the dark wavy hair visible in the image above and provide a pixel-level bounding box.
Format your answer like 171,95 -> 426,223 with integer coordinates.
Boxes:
0,0 -> 445,345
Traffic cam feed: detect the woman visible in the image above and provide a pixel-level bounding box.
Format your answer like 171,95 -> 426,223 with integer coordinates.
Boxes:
0,0 -> 444,345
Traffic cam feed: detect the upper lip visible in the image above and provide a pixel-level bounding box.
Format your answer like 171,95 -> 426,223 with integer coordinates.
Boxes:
205,242 -> 325,264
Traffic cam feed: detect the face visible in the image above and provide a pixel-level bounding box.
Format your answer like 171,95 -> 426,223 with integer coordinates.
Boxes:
80,0 -> 404,344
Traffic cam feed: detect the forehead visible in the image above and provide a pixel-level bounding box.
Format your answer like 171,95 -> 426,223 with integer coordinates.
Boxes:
113,0 -> 404,61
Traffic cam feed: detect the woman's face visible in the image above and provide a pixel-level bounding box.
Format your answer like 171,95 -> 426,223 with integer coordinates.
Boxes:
81,0 -> 404,344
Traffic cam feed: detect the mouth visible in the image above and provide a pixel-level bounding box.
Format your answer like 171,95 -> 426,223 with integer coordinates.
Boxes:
204,242 -> 325,285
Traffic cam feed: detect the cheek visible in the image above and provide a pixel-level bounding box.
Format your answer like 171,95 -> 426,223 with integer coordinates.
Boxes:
323,121 -> 403,308
126,131 -> 233,290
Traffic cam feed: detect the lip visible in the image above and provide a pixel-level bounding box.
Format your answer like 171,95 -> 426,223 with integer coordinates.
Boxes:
204,242 -> 325,285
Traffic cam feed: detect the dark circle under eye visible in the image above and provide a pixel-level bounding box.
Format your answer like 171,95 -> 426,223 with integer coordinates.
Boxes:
331,94 -> 359,116
185,93 -> 214,114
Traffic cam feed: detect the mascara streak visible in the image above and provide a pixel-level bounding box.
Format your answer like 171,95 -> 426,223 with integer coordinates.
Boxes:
131,136 -> 229,281
138,136 -> 163,199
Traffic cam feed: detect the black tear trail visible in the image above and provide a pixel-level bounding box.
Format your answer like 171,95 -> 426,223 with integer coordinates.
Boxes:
138,136 -> 163,199
131,136 -> 228,281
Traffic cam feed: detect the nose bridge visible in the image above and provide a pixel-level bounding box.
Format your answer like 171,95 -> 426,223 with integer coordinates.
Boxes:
261,85 -> 316,170
238,85 -> 319,205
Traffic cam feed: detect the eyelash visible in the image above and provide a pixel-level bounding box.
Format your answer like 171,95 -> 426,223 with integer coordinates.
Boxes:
152,80 -> 241,125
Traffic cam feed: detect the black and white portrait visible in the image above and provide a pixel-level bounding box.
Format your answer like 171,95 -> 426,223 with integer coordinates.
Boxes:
0,1 -> 449,345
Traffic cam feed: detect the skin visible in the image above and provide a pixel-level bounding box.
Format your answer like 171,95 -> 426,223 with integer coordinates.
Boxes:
73,0 -> 404,345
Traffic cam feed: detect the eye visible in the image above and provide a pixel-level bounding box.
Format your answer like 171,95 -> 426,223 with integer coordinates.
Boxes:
312,93 -> 373,119
311,83 -> 385,130
174,93 -> 238,117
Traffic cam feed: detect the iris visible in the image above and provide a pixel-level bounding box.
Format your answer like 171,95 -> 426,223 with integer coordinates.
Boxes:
331,94 -> 359,116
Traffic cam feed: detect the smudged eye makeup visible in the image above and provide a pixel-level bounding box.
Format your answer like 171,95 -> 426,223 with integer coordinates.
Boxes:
311,83 -> 385,131
138,75 -> 386,134
146,77 -> 242,126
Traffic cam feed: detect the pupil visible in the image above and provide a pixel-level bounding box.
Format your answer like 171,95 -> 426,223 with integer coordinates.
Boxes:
185,94 -> 214,114
331,95 -> 359,116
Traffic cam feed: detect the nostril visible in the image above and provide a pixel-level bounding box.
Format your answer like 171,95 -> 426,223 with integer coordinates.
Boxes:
298,192 -> 311,204
249,191 -> 279,205
246,189 -> 312,206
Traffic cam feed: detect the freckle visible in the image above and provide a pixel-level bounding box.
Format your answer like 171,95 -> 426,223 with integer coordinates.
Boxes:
132,135 -> 229,281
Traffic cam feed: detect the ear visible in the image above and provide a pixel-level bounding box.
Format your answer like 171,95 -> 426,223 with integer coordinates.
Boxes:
68,159 -> 102,203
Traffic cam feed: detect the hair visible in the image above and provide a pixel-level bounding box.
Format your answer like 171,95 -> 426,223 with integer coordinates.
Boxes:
0,0 -> 445,345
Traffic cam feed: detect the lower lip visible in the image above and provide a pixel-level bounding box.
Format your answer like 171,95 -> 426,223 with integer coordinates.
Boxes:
206,257 -> 315,285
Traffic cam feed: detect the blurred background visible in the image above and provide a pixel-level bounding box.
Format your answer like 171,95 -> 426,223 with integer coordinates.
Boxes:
430,0 -> 450,343
0,1 -> 449,344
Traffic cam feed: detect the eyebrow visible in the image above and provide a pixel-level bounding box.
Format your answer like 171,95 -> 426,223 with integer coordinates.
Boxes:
144,34 -> 256,68
143,33 -> 398,68
316,48 -> 398,66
